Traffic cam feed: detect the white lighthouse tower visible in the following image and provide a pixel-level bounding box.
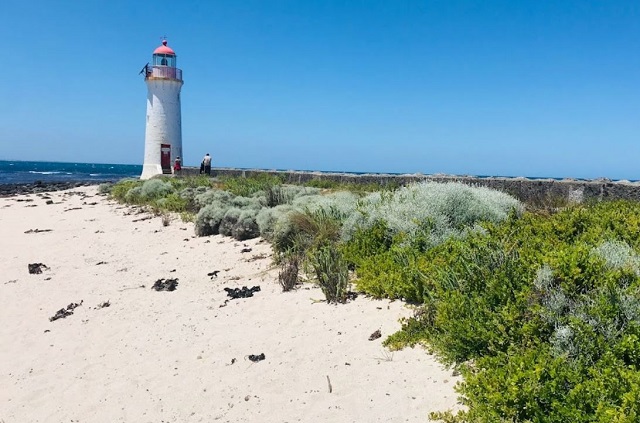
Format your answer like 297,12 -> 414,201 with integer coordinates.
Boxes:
141,39 -> 183,179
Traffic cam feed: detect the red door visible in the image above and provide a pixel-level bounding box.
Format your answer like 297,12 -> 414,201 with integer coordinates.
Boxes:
160,144 -> 171,174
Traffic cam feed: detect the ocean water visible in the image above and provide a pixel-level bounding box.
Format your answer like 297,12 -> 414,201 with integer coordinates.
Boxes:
0,160 -> 142,185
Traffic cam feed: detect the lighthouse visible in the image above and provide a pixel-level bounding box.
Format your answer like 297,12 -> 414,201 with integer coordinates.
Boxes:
141,39 -> 183,179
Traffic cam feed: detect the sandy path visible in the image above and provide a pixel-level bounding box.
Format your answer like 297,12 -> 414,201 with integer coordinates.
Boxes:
0,187 -> 460,422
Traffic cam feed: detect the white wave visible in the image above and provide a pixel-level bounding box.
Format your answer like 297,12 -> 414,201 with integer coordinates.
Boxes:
89,173 -> 100,176
28,171 -> 61,175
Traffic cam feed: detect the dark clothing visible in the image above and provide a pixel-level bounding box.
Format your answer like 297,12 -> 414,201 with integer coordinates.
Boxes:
204,165 -> 211,175
200,162 -> 205,174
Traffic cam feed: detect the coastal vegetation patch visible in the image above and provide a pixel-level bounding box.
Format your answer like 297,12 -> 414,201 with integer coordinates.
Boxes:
104,174 -> 640,421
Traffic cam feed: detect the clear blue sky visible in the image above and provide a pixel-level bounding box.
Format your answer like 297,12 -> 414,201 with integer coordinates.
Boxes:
1,1 -> 639,179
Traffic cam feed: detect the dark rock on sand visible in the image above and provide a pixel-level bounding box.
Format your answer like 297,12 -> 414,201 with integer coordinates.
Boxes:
151,278 -> 179,291
24,229 -> 53,234
224,285 -> 261,299
247,353 -> 265,362
28,263 -> 49,274
49,300 -> 83,322
96,300 -> 110,309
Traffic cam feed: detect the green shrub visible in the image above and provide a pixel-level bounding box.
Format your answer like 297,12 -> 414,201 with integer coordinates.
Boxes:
167,175 -> 214,190
349,245 -> 429,302
153,192 -> 188,213
110,179 -> 142,202
304,179 -> 340,189
218,174 -> 285,197
125,186 -> 143,203
304,178 -> 399,193
308,244 -> 349,303
434,345 -> 640,422
366,200 -> 640,421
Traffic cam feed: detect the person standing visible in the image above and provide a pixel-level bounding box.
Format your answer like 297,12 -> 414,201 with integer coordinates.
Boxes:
202,153 -> 212,175
173,156 -> 182,174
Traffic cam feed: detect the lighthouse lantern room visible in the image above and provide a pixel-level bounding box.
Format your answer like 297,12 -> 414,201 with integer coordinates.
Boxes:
140,39 -> 183,179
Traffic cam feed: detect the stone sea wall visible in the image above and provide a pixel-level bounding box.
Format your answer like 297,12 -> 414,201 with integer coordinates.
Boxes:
179,167 -> 640,204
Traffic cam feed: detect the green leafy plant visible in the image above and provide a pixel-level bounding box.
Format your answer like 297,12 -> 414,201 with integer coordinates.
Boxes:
308,244 -> 349,303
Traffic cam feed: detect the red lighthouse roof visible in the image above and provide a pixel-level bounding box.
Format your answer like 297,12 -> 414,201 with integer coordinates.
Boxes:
153,40 -> 175,55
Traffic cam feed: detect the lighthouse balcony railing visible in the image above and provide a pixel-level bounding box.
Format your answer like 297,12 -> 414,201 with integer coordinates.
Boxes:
146,66 -> 182,81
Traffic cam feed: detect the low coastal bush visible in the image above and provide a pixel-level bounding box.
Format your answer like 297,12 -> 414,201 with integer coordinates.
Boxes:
140,179 -> 172,199
106,175 -> 640,420
218,173 -> 285,197
110,179 -> 142,202
377,200 -> 640,422
308,244 -> 349,303
153,193 -> 188,213
98,183 -> 113,195
195,203 -> 227,236
232,209 -> 261,240
304,178 -> 399,193
341,181 -> 523,245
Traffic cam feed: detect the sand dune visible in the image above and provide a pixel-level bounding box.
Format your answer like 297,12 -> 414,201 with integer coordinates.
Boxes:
0,186 -> 460,422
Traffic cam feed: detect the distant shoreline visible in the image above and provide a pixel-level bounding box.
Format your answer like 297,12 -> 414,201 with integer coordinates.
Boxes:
4,168 -> 640,204
0,181 -> 100,198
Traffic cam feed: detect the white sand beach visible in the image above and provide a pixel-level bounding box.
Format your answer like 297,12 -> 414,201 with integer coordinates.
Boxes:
0,186 -> 460,422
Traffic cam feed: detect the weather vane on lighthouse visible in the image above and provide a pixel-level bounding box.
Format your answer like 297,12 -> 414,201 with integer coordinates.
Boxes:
139,38 -> 184,179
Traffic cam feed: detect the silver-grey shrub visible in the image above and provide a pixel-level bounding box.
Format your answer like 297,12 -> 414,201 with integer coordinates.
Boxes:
292,191 -> 359,216
232,209 -> 260,240
230,195 -> 263,211
340,182 -> 522,245
195,203 -> 229,236
592,240 -> 640,275
256,205 -> 297,240
140,179 -> 173,199
194,189 -> 233,208
219,207 -> 242,236
179,186 -> 207,201
98,183 -> 113,195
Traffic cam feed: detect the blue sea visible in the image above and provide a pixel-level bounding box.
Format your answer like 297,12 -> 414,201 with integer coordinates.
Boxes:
1,160 -> 618,185
0,160 -> 142,185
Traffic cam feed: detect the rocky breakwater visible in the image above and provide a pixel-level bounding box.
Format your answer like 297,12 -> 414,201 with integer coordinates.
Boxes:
0,181 -> 97,198
190,168 -> 640,205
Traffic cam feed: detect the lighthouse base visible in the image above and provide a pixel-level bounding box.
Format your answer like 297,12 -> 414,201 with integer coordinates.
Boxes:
140,164 -> 164,180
